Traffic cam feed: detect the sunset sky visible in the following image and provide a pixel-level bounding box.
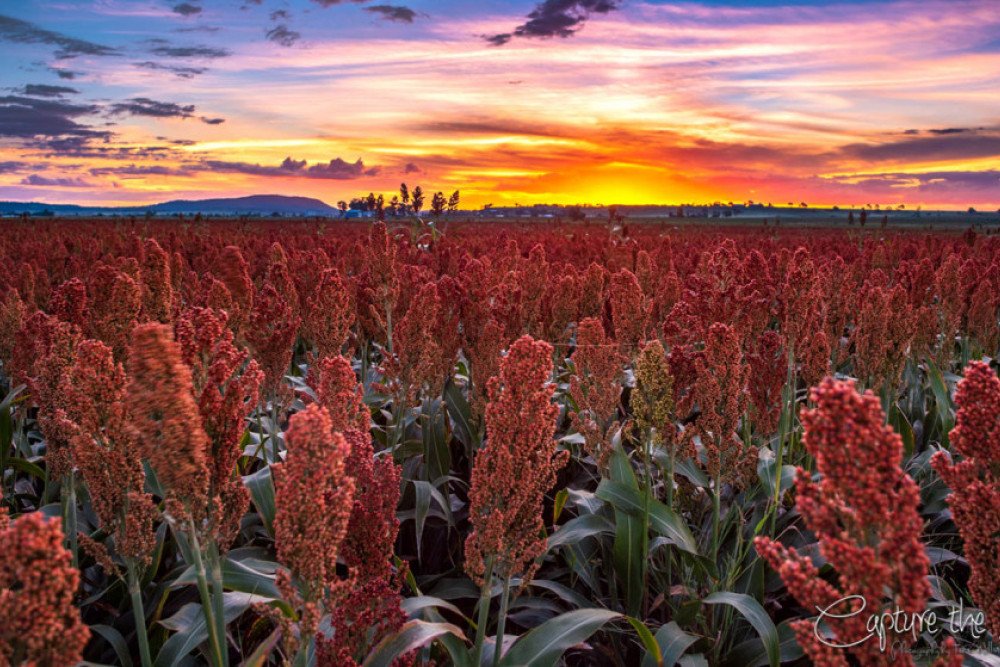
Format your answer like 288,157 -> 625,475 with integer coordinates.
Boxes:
1,0 -> 999,209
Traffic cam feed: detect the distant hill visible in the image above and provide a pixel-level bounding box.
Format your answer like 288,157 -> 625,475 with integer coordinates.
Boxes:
0,194 -> 339,217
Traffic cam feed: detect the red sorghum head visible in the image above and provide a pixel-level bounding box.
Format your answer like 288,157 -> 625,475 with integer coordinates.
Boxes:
465,335 -> 568,588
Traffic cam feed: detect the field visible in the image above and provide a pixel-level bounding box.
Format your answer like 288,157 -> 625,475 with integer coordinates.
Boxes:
2,216 -> 1000,666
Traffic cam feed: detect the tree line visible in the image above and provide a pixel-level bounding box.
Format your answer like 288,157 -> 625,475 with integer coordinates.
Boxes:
337,184 -> 460,220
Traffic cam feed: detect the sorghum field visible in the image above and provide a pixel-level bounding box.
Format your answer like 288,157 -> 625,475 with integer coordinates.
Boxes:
2,217 -> 1000,667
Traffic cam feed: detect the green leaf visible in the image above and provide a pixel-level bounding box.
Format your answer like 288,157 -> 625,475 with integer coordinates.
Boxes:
596,480 -> 698,555
239,628 -> 281,667
609,449 -> 645,618
243,466 -> 276,538
702,593 -> 779,667
499,608 -> 622,667
362,620 -> 467,667
756,448 -> 795,501
412,480 -> 449,562
422,399 -> 450,483
726,618 -> 804,667
672,457 -> 709,488
8,457 -> 46,479
401,595 -> 467,622
90,624 -> 134,667
173,556 -> 281,600
155,592 -> 267,667
926,358 -> 955,448
420,607 -> 474,667
444,379 -> 478,451
888,405 -> 915,458
547,513 -> 615,550
553,488 -> 569,523
528,579 -> 592,610
641,622 -> 699,667
628,617 -> 662,666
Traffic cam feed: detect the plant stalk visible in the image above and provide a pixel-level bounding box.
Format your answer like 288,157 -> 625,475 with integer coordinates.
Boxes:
127,559 -> 153,667
771,343 -> 795,534
472,554 -> 495,667
187,520 -> 227,667
208,542 -> 229,667
492,575 -> 512,667
64,472 -> 79,568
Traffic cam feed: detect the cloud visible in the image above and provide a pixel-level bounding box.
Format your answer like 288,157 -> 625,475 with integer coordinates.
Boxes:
928,128 -> 976,135
841,131 -> 1000,163
486,0 -> 623,46
404,162 -> 421,173
364,5 -> 419,23
172,3 -> 202,16
821,170 -> 1000,199
204,156 -> 381,179
104,97 -> 225,125
134,61 -> 208,78
50,68 -> 78,80
270,10 -> 290,21
0,14 -> 119,58
0,95 -> 108,141
266,25 -> 301,47
20,84 -> 79,97
150,44 -> 230,58
309,0 -> 370,7
88,164 -> 194,177
175,26 -> 220,33
21,174 -> 94,187
108,97 -> 196,119
0,161 -> 27,174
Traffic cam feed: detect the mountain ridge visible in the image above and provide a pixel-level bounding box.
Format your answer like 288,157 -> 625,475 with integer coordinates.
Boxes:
0,194 -> 338,216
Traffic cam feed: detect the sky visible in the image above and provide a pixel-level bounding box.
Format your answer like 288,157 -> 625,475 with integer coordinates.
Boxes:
1,0 -> 999,209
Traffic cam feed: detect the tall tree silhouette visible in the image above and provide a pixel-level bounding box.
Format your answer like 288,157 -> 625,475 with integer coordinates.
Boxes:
411,186 -> 424,216
431,191 -> 447,217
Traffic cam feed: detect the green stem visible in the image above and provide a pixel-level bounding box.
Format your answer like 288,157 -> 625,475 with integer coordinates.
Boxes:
270,397 -> 280,465
472,555 -> 495,667
712,475 -> 722,563
208,543 -> 229,667
771,343 -> 795,535
187,520 -> 227,667
641,435 -> 652,617
127,560 -> 153,667
64,473 -> 78,568
492,575 -> 512,667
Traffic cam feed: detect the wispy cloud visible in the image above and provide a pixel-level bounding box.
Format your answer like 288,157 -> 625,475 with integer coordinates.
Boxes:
21,174 -> 94,187
487,0 -> 624,46
172,3 -> 202,17
150,44 -> 230,58
0,13 -> 119,58
204,156 -> 381,179
266,25 -> 301,47
365,5 -> 420,24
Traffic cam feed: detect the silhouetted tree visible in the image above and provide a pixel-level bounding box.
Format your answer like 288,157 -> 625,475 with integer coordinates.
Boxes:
431,191 -> 447,217
411,186 -> 425,216
848,211 -> 855,225
375,194 -> 385,221
448,190 -> 460,213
